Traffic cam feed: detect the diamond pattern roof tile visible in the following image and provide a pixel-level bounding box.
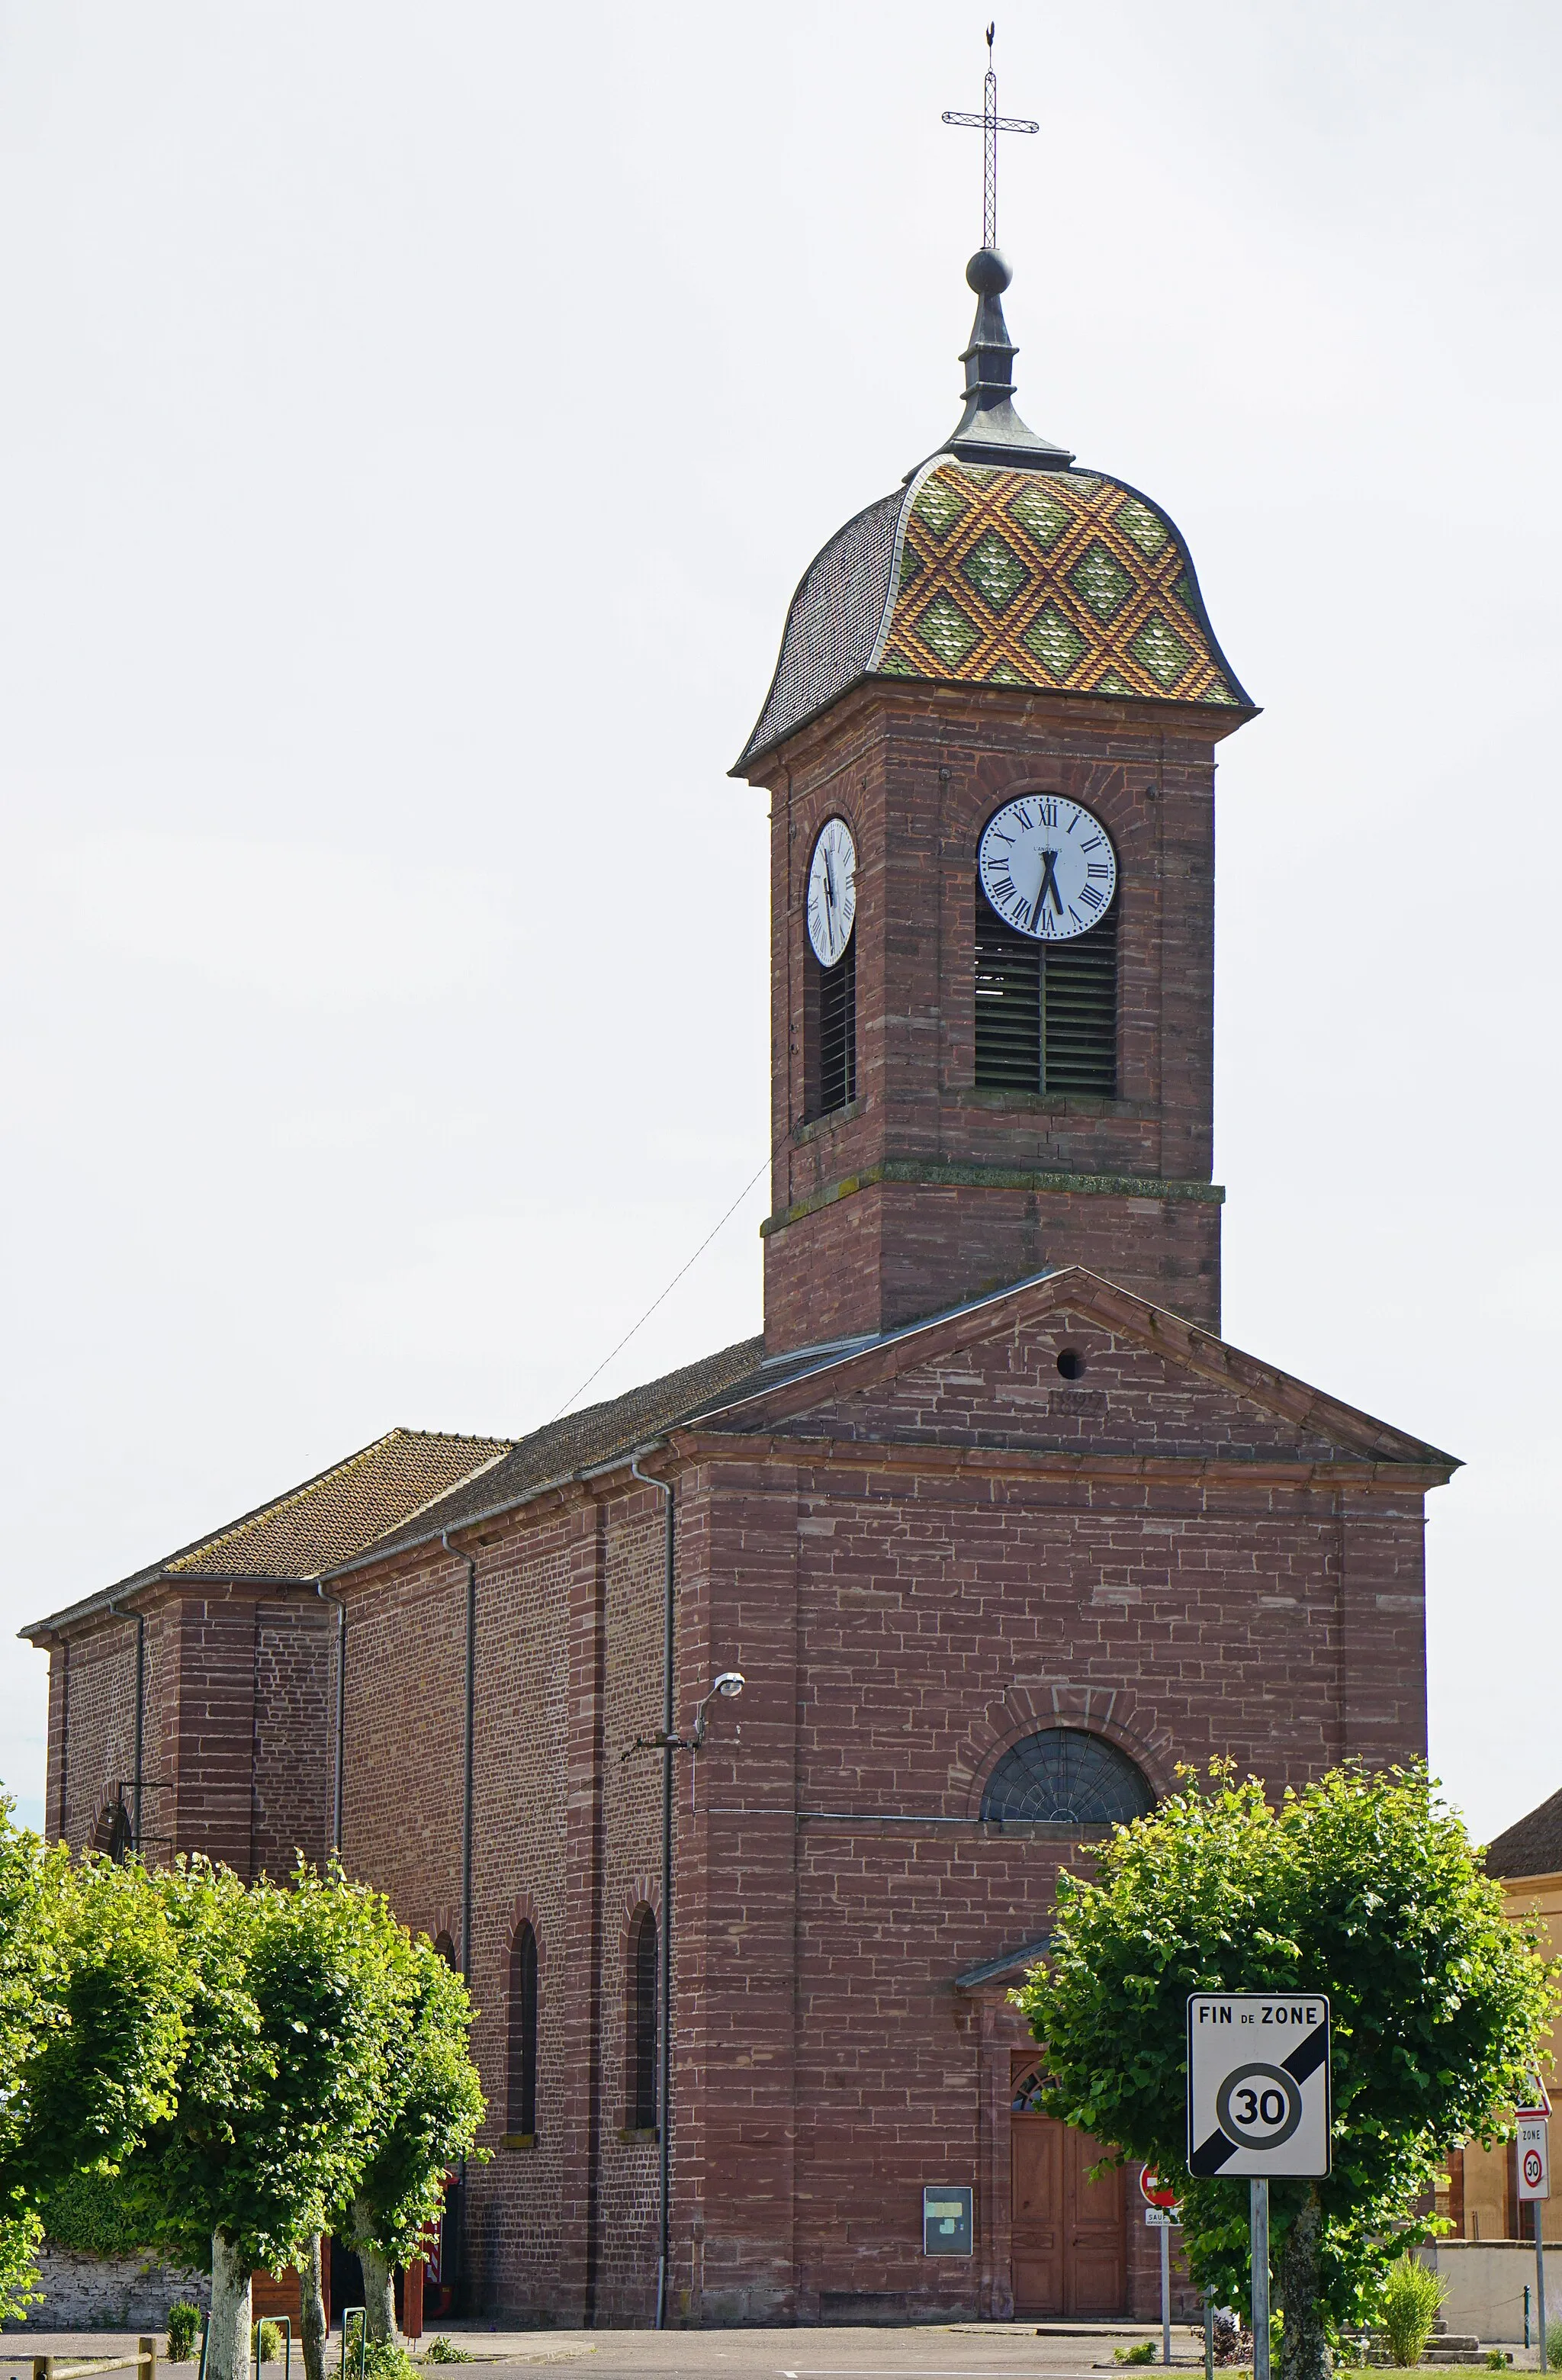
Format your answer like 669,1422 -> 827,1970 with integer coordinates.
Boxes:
736,457 -> 1253,769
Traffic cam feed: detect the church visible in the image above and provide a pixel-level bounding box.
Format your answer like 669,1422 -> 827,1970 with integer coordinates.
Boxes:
23,157 -> 1455,2329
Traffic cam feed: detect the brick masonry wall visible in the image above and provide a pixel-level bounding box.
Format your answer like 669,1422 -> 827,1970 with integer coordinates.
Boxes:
297,1274 -> 1436,2332
750,683 -> 1243,1349
30,1307 -> 1437,2330
672,1413 -> 1429,2324
252,1600 -> 333,1878
43,1595 -> 187,1861
331,1490 -> 667,2327
50,1610 -> 139,1851
169,1594 -> 262,1877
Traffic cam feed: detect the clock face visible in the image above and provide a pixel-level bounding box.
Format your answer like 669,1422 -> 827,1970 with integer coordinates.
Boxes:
978,795 -> 1117,942
806,816 -> 857,967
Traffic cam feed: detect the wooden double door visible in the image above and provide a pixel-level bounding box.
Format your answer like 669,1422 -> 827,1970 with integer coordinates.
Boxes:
1011,2111 -> 1127,2317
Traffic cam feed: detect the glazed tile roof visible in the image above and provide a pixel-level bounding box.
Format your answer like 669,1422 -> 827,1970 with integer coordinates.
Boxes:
1485,1786 -> 1562,1883
21,1427 -> 513,1638
735,458 -> 1252,770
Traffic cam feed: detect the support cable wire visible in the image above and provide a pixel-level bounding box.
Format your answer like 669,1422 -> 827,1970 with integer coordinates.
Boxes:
549,1124 -> 789,1423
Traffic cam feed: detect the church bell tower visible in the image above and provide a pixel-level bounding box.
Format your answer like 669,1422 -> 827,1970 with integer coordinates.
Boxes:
734,108 -> 1255,1356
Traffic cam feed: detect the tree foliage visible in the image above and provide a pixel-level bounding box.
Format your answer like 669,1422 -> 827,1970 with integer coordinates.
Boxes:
1020,1763 -> 1556,2372
342,1935 -> 484,2270
128,1858 -> 404,2273
0,1804 -> 190,2320
0,1810 -> 484,2377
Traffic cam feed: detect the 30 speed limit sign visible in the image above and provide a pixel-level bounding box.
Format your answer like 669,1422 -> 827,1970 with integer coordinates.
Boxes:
1188,1994 -> 1332,2177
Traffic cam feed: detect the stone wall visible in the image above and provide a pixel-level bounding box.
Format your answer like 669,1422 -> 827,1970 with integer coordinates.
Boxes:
2,2245 -> 209,2333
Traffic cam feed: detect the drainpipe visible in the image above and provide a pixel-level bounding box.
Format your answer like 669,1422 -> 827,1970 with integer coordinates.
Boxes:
442,1529 -> 478,2319
629,1454 -> 675,2333
313,1583 -> 347,1855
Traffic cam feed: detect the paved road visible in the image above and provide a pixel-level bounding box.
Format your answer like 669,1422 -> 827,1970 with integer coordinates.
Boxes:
0,2327 -> 1204,2380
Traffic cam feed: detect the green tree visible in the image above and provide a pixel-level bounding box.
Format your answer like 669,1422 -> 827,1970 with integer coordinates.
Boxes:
1020,1764 -> 1555,2380
0,1806 -> 190,2323
336,1935 -> 484,2353
127,1860 -> 404,2380
293,1929 -> 484,2379
0,1803 -> 60,2321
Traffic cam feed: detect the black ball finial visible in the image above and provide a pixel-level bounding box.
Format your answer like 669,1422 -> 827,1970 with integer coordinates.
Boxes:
966,246 -> 1013,295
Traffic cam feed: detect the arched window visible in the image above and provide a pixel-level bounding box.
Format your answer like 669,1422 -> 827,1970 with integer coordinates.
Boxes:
434,1930 -> 458,1970
508,1922 -> 538,2138
1012,2064 -> 1049,2113
626,1906 -> 658,2132
980,1727 -> 1153,1826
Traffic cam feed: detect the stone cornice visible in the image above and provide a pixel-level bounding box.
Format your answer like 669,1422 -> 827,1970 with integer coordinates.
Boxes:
760,1159 -> 1226,1239
667,1428 -> 1456,1492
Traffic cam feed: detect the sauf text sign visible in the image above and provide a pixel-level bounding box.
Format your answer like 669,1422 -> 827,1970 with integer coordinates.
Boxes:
1187,1995 -> 1332,2177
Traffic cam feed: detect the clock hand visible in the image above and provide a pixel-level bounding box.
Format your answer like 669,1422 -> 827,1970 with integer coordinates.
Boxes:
1038,848 -> 1064,915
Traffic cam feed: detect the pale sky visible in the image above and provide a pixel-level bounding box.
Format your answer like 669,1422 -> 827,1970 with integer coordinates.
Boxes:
2,2 -> 1557,1844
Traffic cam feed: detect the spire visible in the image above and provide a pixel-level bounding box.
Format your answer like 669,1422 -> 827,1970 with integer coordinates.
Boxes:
939,27 -> 1074,471
943,246 -> 1074,470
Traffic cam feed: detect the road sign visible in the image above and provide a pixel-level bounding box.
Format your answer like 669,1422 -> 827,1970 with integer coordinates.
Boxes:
1187,1993 -> 1331,2178
1140,2165 -> 1179,2209
1145,2206 -> 1181,2226
1519,2118 -> 1551,2203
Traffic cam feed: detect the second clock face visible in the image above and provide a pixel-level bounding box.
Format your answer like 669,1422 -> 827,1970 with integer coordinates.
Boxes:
807,816 -> 857,966
978,795 -> 1117,942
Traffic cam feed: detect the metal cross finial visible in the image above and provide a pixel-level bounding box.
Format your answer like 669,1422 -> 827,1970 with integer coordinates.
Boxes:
941,21 -> 1037,251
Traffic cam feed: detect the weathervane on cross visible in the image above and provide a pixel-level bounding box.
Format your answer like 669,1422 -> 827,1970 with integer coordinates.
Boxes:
941,23 -> 1038,253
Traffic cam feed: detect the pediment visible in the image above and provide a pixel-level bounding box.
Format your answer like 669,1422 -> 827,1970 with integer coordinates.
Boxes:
692,1269 -> 1456,1475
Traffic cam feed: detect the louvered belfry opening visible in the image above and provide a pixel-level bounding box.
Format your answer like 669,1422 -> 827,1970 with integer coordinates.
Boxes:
816,930 -> 857,1116
975,898 -> 1117,1097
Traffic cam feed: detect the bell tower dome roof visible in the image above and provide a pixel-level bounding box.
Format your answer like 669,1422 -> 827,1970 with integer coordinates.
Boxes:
733,248 -> 1254,774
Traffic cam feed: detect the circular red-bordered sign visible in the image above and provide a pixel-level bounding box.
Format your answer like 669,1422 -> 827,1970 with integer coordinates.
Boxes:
1140,2165 -> 1178,2209
1525,2149 -> 1544,2190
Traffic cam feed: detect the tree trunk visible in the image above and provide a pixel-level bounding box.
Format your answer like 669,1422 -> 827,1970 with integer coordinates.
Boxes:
206,2230 -> 253,2380
351,2199 -> 398,2347
298,2235 -> 328,2380
1278,2187 -> 1328,2380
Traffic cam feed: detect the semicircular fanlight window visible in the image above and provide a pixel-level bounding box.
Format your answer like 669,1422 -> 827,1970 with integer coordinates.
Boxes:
980,1726 -> 1154,1826
1012,2066 -> 1049,2113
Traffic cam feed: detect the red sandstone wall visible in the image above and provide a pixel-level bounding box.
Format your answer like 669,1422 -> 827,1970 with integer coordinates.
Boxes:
51,1611 -> 139,1851
313,1317 -> 1429,2332
755,687 -> 1234,1348
333,1489 -> 670,2327
669,1419 -> 1428,2324
252,1600 -> 333,1878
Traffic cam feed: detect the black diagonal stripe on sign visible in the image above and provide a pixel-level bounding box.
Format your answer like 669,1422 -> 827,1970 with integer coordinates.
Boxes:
1190,2024 -> 1329,2175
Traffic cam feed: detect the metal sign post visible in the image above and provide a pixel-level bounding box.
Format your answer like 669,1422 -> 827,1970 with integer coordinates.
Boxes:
1188,1995 -> 1332,2380
1251,2179 -> 1270,2380
1141,2166 -> 1181,2369
1162,2218 -> 1173,2369
1517,2105 -> 1551,2369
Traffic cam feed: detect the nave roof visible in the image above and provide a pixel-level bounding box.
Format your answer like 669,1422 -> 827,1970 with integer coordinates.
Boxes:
24,1266 -> 1459,1641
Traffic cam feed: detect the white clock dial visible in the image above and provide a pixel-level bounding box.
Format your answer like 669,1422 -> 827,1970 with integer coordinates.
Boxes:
978,795 -> 1117,942
806,816 -> 857,967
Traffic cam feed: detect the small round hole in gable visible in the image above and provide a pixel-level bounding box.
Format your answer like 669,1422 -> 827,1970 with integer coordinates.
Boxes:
1056,1347 -> 1086,1382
